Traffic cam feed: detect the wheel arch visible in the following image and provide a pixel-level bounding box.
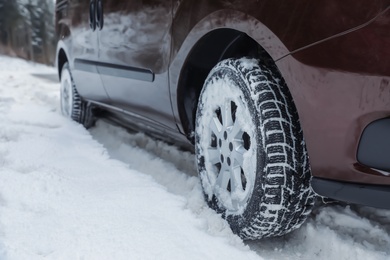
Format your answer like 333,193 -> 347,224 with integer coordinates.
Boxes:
55,21 -> 71,80
175,28 -> 281,143
57,46 -> 68,80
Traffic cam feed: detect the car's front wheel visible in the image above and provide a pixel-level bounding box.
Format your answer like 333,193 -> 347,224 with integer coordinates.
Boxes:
195,58 -> 314,239
60,62 -> 95,128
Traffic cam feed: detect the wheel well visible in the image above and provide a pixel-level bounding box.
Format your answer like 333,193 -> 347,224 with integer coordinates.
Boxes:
57,48 -> 68,80
177,28 -> 274,143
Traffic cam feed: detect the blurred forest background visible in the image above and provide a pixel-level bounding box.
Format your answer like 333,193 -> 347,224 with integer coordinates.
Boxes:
0,0 -> 56,65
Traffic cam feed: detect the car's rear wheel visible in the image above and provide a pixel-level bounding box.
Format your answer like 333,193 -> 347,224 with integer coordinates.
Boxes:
60,62 -> 95,128
195,58 -> 314,239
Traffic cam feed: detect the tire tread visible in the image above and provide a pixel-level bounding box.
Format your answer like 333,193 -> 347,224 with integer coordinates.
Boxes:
199,58 -> 315,239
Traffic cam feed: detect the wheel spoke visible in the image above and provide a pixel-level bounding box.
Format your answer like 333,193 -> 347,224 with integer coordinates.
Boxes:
232,147 -> 245,168
210,116 -> 223,137
221,100 -> 233,127
230,166 -> 243,193
230,120 -> 244,140
215,163 -> 230,190
207,147 -> 221,165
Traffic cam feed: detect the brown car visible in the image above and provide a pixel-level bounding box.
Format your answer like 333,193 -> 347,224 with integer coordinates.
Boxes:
55,0 -> 390,239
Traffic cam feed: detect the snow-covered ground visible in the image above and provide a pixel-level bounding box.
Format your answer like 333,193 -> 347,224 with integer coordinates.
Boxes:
0,56 -> 390,260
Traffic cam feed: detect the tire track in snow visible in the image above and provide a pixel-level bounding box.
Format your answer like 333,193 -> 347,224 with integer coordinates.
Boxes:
89,121 -> 246,242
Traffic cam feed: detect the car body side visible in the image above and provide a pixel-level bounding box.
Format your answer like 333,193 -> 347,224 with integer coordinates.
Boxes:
55,0 -> 390,196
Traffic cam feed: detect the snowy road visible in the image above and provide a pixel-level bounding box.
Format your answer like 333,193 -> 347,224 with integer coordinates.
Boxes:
1,56 -> 390,260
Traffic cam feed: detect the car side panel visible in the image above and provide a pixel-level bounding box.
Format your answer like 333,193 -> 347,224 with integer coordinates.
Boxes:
171,0 -> 389,60
97,0 -> 176,130
170,1 -> 390,184
56,0 -> 108,102
169,0 -> 390,134
276,8 -> 390,185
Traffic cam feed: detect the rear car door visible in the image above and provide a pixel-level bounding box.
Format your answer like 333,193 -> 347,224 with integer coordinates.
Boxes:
96,0 -> 175,129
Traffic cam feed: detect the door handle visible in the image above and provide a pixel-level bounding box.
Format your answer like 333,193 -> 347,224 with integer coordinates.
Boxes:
96,0 -> 104,30
89,0 -> 96,31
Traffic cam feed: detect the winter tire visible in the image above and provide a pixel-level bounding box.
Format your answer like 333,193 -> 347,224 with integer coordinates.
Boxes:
195,58 -> 315,240
60,62 -> 95,128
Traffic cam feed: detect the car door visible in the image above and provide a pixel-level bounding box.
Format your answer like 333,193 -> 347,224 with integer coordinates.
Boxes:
96,0 -> 176,130
66,0 -> 108,102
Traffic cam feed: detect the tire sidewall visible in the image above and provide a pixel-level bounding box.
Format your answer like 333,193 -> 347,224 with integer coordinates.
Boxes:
195,65 -> 267,234
60,64 -> 74,117
60,63 -> 93,128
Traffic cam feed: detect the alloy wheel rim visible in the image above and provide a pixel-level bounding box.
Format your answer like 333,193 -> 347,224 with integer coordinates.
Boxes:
205,98 -> 254,213
60,74 -> 72,117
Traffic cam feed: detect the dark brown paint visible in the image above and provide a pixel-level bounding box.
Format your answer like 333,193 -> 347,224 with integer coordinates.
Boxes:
276,8 -> 390,184
97,0 -> 175,129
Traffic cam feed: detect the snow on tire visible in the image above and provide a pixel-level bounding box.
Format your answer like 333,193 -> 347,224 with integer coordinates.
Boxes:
60,62 -> 95,128
195,58 -> 315,239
